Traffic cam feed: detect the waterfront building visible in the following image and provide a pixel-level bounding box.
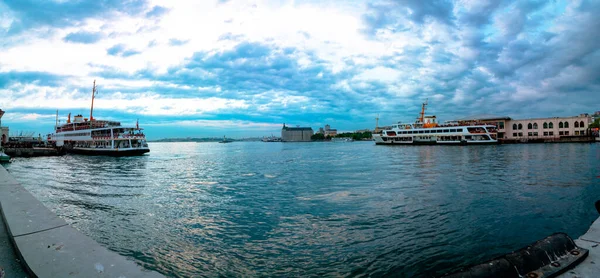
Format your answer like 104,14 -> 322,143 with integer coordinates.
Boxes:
504,114 -> 592,140
281,123 -> 313,142
460,114 -> 593,141
324,124 -> 337,137
0,109 -> 8,144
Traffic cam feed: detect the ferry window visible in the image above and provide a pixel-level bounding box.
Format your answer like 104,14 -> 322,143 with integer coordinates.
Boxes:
518,123 -> 523,130
574,121 -> 579,128
419,130 -> 424,134
513,124 -> 517,130
424,130 -> 430,134
549,131 -> 554,136
564,122 -> 569,128
543,122 -> 548,129
528,123 -> 532,129
543,132 -> 548,136
443,129 -> 449,133
549,122 -> 554,128
533,123 -> 538,129
559,122 -> 564,128
580,121 -> 585,128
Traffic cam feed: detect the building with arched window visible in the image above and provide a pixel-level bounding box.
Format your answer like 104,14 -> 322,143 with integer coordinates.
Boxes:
465,113 -> 592,142
499,114 -> 592,141
453,114 -> 593,142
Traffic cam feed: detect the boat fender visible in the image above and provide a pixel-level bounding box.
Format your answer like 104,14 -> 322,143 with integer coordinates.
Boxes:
442,232 -> 588,278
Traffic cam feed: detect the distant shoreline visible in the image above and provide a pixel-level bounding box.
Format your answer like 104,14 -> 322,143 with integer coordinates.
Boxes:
148,138 -> 261,143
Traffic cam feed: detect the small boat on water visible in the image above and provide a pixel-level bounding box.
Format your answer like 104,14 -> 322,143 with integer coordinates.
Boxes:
373,100 -> 498,145
219,136 -> 233,143
48,81 -> 150,156
261,135 -> 282,142
331,137 -> 354,142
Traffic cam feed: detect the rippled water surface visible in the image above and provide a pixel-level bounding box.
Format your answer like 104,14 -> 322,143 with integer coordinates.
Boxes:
5,142 -> 600,277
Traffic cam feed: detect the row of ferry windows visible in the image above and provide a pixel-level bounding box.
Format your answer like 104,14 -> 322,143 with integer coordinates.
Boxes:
512,121 -> 586,130
395,129 -> 463,134
64,132 -> 90,137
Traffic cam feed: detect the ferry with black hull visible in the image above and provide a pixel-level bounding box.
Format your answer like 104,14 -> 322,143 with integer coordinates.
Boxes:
373,100 -> 498,145
48,81 -> 150,156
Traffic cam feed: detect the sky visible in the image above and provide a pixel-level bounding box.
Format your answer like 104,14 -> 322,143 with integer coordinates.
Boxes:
0,0 -> 599,139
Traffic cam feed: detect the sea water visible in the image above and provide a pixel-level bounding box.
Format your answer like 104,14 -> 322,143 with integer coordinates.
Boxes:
5,142 -> 600,277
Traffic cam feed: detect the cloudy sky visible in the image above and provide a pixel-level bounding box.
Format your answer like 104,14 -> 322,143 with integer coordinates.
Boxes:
0,0 -> 598,139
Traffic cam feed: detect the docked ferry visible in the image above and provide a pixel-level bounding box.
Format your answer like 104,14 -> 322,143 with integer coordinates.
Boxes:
48,81 -> 150,156
373,100 -> 498,145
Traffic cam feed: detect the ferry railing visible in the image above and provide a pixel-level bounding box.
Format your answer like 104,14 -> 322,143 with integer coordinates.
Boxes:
91,134 -> 146,140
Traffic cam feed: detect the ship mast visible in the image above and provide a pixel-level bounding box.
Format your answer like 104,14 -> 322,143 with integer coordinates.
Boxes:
418,99 -> 428,123
90,80 -> 97,123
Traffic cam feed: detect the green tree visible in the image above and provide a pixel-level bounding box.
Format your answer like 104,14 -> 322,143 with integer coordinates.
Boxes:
590,118 -> 600,128
311,133 -> 325,140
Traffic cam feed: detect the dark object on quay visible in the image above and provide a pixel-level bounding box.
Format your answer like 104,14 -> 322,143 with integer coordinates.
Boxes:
442,233 -> 588,278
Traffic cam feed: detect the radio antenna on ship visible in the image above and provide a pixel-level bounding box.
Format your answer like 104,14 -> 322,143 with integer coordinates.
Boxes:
418,98 -> 428,123
90,80 -> 97,123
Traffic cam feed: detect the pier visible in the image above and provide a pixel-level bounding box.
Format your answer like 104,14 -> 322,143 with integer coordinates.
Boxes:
0,165 -> 163,277
557,216 -> 600,277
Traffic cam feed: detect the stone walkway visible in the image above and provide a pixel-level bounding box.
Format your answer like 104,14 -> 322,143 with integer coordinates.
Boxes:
0,211 -> 28,278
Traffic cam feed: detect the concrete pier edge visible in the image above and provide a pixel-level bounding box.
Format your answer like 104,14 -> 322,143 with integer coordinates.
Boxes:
557,216 -> 600,277
0,165 -> 163,277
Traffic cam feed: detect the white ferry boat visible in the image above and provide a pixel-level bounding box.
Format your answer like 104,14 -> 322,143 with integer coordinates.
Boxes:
373,100 -> 498,145
48,81 -> 150,156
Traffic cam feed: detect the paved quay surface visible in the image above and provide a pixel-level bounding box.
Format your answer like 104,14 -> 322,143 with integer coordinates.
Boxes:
0,165 -> 163,278
559,216 -> 600,277
1,209 -> 28,278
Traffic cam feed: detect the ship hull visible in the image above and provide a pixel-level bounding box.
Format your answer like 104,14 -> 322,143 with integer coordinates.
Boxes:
68,147 -> 150,156
374,140 -> 498,145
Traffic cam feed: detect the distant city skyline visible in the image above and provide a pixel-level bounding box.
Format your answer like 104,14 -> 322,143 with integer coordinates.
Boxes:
1,0 -> 599,140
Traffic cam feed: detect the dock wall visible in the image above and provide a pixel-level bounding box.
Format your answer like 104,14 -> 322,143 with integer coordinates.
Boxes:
0,165 -> 163,277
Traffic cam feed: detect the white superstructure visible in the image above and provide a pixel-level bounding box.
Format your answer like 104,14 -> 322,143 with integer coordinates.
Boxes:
48,81 -> 149,156
373,100 -> 498,145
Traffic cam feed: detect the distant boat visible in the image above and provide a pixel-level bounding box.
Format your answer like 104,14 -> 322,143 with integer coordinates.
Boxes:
219,136 -> 233,143
331,137 -> 354,142
261,135 -> 282,142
